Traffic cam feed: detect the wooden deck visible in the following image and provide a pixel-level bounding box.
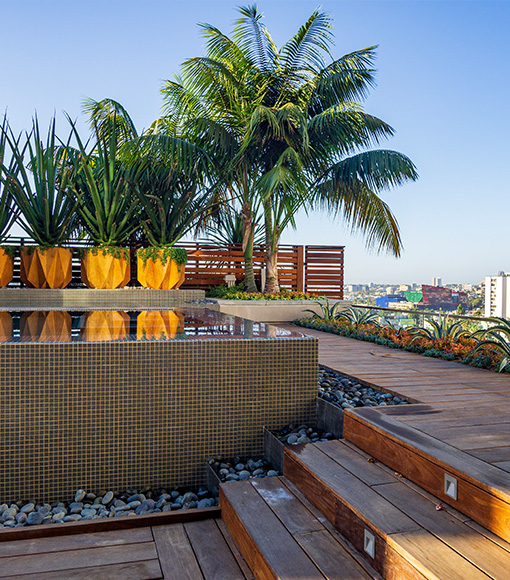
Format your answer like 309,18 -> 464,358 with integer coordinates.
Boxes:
285,324 -> 510,470
0,517 -> 252,579
283,324 -> 510,543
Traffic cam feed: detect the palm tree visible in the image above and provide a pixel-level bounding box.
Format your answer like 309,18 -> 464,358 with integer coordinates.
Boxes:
161,4 -> 417,293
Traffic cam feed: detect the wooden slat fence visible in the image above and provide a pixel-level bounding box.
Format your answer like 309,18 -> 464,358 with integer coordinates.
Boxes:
304,246 -> 345,298
3,239 -> 344,298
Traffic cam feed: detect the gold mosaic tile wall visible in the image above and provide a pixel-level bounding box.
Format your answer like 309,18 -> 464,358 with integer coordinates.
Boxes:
0,337 -> 317,502
0,288 -> 205,310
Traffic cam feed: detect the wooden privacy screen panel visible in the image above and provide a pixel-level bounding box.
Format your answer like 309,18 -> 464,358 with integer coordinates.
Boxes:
304,246 -> 344,299
179,243 -> 304,292
7,239 -> 344,298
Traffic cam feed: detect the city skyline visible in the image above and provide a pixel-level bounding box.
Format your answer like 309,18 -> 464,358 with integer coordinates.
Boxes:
1,1 -> 508,285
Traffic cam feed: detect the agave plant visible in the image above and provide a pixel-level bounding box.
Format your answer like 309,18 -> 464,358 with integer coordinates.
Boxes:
337,307 -> 380,328
407,315 -> 470,343
68,116 -> 140,247
303,299 -> 344,322
0,117 -> 20,243
1,117 -> 78,246
124,134 -> 215,249
472,318 -> 510,372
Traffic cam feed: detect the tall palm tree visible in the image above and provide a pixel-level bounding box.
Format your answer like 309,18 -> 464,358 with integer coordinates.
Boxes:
162,4 -> 418,292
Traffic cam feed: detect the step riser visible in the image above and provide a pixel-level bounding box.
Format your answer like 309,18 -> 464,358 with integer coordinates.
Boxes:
344,413 -> 510,543
283,452 -> 428,580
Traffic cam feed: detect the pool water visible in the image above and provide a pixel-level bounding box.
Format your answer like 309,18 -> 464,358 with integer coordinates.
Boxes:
0,308 -> 304,343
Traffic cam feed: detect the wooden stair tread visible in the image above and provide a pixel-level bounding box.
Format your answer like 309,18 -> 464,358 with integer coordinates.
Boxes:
344,408 -> 510,542
220,477 -> 379,579
285,440 -> 501,579
285,443 -> 420,536
376,481 -> 510,579
345,407 -> 510,499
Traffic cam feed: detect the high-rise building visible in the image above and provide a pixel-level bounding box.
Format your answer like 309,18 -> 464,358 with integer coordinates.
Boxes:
485,275 -> 510,318
432,277 -> 442,287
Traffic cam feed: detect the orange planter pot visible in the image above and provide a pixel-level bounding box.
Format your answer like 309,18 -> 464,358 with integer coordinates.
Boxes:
80,310 -> 130,342
20,311 -> 72,342
81,249 -> 130,289
137,253 -> 186,290
20,247 -> 72,289
137,310 -> 185,340
0,248 -> 13,288
0,312 -> 12,342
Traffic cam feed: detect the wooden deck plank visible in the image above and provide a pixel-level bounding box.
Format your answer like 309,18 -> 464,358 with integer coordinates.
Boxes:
376,481 -> 510,579
250,476 -> 324,535
251,477 -> 375,580
315,440 -> 397,486
0,528 -> 153,558
0,542 -> 158,577
284,444 -> 420,537
184,519 -> 247,580
216,519 -> 255,580
152,524 -> 204,580
3,560 -> 163,580
294,530 -> 374,580
220,480 -> 326,580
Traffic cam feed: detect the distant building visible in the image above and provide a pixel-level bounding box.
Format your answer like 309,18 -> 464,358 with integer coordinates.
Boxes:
376,294 -> 406,308
485,275 -> 510,317
419,285 -> 468,311
432,277 -> 442,287
399,284 -> 411,292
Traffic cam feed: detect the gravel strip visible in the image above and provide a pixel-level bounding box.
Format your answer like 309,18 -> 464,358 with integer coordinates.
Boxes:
208,457 -> 279,482
0,485 -> 217,528
319,365 -> 408,408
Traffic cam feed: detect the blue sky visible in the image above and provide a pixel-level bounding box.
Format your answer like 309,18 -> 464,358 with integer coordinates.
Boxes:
1,0 -> 509,284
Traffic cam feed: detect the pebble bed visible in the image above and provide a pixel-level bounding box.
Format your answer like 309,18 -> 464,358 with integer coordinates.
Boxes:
273,424 -> 335,445
209,457 -> 279,483
0,486 -> 217,528
319,365 -> 409,408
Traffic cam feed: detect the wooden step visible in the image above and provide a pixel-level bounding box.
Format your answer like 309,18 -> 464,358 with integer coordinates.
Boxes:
343,406 -> 510,542
284,439 -> 510,579
220,475 -> 381,580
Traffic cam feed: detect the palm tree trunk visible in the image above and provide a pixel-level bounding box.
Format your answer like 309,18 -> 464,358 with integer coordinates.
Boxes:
242,202 -> 258,293
264,207 -> 280,294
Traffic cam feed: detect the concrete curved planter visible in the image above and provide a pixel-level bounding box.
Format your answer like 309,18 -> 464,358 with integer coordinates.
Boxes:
137,252 -> 185,290
81,249 -> 130,289
0,248 -> 13,288
20,247 -> 72,289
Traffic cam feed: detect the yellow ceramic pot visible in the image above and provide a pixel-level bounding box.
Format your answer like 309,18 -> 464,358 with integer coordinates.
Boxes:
0,248 -> 13,288
81,248 -> 130,289
137,250 -> 186,290
20,247 -> 72,289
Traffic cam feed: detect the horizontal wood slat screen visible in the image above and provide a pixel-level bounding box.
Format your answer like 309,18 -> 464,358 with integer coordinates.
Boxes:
304,246 -> 344,298
4,239 -> 344,297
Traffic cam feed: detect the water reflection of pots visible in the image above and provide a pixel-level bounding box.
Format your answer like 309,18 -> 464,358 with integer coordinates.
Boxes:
137,310 -> 185,340
20,311 -> 72,342
80,311 -> 130,342
0,312 -> 12,342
